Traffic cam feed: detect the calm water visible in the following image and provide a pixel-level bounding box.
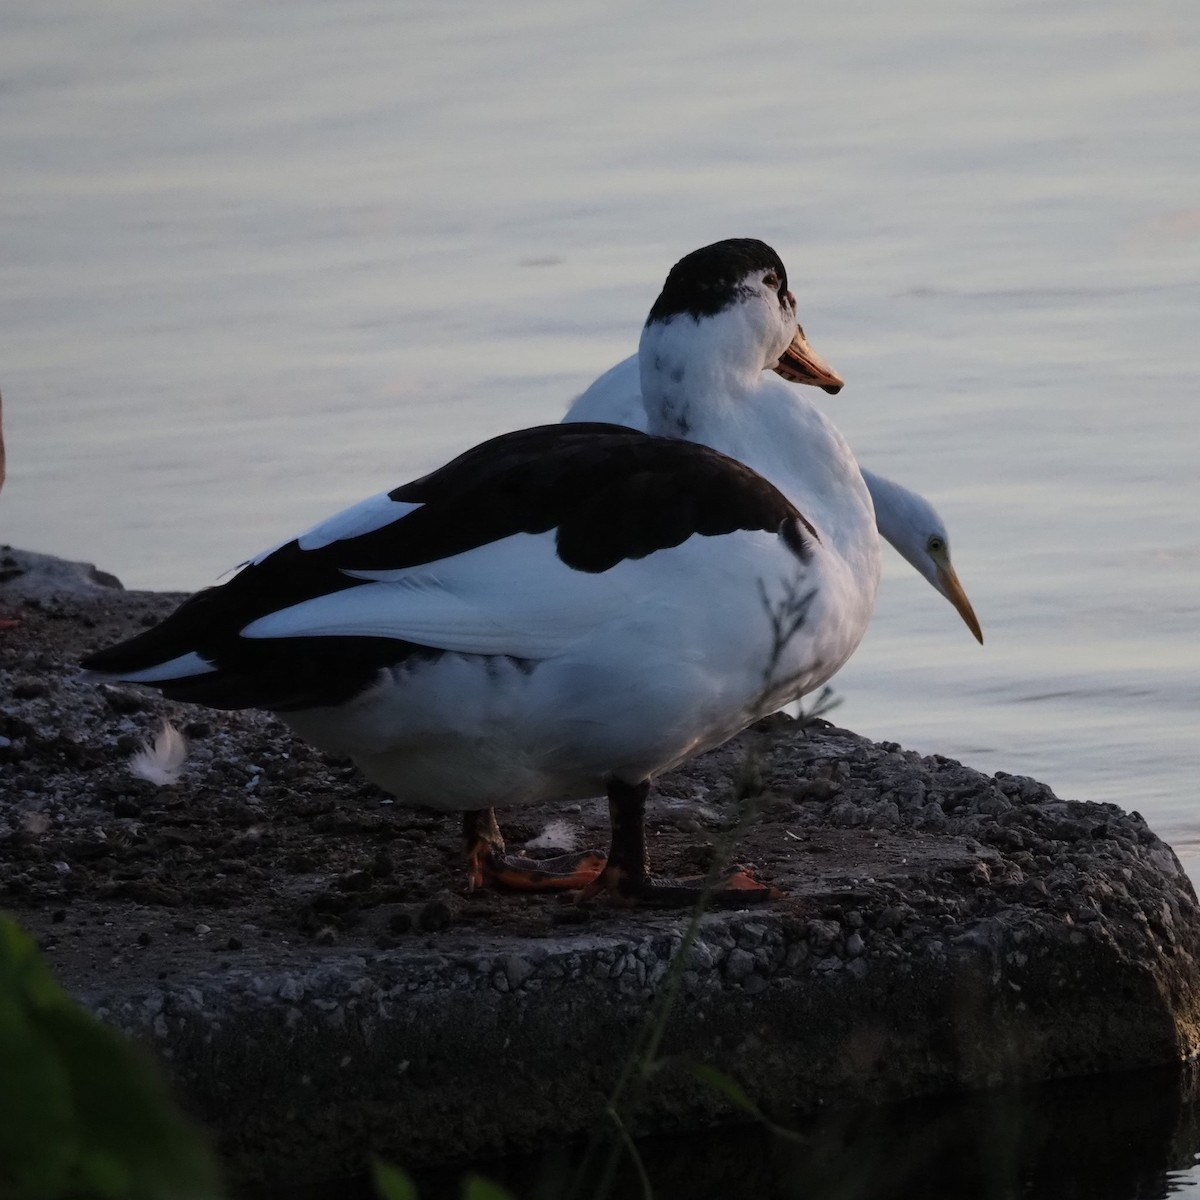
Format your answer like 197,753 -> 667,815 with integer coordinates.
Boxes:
479,1069 -> 1200,1200
2,2 -> 1199,1190
297,1068 -> 1200,1200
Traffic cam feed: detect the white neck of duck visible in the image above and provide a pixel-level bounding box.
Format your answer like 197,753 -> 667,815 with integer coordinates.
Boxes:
638,313 -> 880,583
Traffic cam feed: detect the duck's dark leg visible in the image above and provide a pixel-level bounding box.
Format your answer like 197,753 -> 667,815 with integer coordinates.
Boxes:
585,778 -> 779,906
462,808 -> 607,893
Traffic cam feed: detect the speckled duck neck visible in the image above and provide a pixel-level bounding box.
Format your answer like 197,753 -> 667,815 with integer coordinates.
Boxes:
638,309 -> 765,440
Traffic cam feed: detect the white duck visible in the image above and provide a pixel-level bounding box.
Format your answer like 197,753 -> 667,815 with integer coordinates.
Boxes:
86,239 -> 881,903
565,350 -> 982,644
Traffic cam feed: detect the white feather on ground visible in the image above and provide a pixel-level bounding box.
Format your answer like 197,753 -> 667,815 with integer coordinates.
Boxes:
129,720 -> 188,786
523,818 -> 579,853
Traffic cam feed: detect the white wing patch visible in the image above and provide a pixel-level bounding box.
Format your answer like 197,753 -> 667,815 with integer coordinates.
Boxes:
296,493 -> 423,551
99,652 -> 216,683
239,532 -> 636,660
246,493 -> 423,565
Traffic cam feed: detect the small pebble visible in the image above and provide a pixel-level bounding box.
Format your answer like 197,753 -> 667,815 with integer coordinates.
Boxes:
99,684 -> 144,713
388,910 -> 414,934
876,906 -> 906,931
418,900 -> 453,932
550,906 -> 590,926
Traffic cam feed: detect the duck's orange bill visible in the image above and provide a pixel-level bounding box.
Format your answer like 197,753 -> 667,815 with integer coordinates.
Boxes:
773,328 -> 844,394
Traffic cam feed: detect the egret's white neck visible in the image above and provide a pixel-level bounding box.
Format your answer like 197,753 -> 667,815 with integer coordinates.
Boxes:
860,471 -> 918,552
859,469 -> 941,585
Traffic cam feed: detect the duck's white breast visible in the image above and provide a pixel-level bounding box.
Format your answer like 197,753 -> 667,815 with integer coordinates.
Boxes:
280,522 -> 837,809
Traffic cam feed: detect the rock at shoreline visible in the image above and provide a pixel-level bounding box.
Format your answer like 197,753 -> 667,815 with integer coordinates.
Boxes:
2,549 -> 1198,1189
0,545 -> 124,600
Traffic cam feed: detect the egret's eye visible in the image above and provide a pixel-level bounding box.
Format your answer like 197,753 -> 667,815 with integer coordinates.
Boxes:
763,271 -> 780,290
928,536 -> 946,555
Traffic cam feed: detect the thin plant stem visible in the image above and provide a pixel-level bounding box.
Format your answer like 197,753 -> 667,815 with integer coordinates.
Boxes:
604,1106 -> 655,1200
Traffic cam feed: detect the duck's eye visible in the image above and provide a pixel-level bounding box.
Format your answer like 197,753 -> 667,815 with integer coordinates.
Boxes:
763,271 -> 780,290
928,536 -> 946,555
